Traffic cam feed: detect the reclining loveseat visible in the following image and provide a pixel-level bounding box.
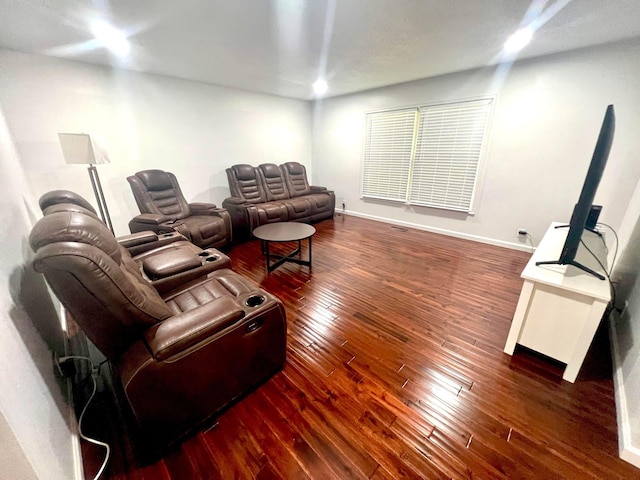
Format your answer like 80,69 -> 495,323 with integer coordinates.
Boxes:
223,162 -> 335,239
30,191 -> 287,445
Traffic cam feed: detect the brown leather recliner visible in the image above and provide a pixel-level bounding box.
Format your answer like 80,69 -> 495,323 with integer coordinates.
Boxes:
127,170 -> 232,249
29,208 -> 287,445
222,162 -> 335,239
39,189 -> 194,256
38,190 -> 232,293
281,162 -> 336,218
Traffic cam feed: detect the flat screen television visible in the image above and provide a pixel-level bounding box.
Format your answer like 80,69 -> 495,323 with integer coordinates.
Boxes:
536,104 -> 615,280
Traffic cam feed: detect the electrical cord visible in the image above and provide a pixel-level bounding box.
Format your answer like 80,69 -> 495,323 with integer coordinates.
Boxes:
59,356 -> 110,480
524,233 -> 535,250
596,222 -> 619,275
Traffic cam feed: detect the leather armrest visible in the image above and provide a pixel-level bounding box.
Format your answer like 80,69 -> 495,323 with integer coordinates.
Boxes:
117,231 -> 159,248
310,186 -> 328,192
132,213 -> 172,225
144,297 -> 245,360
222,196 -> 248,206
189,202 -> 227,217
189,202 -> 218,211
142,250 -> 202,280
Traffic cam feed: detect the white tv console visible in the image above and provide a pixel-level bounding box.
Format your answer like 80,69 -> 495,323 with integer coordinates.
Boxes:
504,222 -> 610,382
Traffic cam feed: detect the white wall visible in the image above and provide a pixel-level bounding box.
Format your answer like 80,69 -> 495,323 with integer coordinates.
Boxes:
610,173 -> 640,467
0,47 -> 311,478
312,40 -> 640,468
0,106 -> 78,479
614,286 -> 640,465
2,37 -> 640,473
311,38 -> 640,250
0,48 -> 312,236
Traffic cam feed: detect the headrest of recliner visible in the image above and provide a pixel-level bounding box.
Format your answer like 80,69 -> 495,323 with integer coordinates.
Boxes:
284,162 -> 305,175
136,170 -> 173,191
29,211 -> 121,263
42,203 -> 102,221
231,164 -> 257,181
258,163 -> 282,178
39,190 -> 97,214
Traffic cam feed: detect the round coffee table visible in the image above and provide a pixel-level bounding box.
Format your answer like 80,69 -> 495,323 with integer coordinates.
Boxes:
252,222 -> 316,272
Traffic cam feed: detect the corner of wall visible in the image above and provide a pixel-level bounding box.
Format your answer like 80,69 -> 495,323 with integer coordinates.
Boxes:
609,313 -> 640,469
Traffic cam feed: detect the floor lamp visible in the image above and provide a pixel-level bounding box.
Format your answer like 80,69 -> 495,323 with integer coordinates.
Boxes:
58,133 -> 114,234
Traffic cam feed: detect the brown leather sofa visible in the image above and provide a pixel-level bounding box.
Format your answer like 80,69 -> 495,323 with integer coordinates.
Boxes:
29,202 -> 286,445
222,162 -> 335,239
39,190 -> 232,293
127,170 -> 232,249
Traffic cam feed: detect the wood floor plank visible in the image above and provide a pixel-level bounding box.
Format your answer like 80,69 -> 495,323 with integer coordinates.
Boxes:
233,399 -> 313,480
246,387 -> 344,479
79,215 -> 638,479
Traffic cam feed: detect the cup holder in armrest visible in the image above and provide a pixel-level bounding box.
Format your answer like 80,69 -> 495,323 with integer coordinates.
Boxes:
205,255 -> 220,262
198,251 -> 210,257
245,295 -> 265,307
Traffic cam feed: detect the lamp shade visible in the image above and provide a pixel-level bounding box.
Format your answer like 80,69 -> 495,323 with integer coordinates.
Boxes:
58,133 -> 110,165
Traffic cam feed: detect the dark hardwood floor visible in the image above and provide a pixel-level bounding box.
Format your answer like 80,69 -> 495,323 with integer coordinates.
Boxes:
82,214 -> 639,479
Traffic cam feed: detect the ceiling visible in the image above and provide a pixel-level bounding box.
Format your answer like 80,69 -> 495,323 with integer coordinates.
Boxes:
1,0 -> 640,100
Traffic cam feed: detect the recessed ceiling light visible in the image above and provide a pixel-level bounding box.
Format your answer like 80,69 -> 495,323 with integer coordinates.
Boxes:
504,27 -> 533,53
91,21 -> 130,57
313,79 -> 328,96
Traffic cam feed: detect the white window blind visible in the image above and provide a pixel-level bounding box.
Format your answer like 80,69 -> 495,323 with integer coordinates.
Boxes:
362,108 -> 417,202
409,98 -> 493,212
362,97 -> 493,213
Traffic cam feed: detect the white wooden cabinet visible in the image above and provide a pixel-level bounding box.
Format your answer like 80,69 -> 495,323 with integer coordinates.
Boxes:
504,222 -> 611,382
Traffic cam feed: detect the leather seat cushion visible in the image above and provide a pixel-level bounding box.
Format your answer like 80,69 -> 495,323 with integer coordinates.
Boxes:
163,269 -> 254,314
255,202 -> 289,222
284,197 -> 313,219
175,216 -> 226,245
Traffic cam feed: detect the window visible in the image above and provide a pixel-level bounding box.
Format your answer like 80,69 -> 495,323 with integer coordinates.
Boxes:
362,97 -> 494,213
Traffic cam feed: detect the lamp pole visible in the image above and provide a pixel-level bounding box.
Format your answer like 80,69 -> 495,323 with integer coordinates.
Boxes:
87,164 -> 114,234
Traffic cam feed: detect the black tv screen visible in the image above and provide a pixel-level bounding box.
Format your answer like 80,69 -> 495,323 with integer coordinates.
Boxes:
536,104 -> 615,279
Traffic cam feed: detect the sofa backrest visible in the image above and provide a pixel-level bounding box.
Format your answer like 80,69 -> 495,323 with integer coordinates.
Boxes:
258,163 -> 290,201
226,164 -> 267,203
281,162 -> 312,197
29,210 -> 172,360
128,170 -> 192,220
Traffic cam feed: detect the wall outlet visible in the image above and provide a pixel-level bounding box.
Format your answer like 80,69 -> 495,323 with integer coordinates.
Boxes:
517,229 -> 528,236
620,300 -> 630,317
54,353 -> 76,378
342,199 -> 346,211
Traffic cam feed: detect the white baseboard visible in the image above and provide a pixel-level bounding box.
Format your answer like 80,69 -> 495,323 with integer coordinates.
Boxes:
69,376 -> 84,480
59,301 -> 84,480
608,315 -> 640,468
340,210 -> 534,253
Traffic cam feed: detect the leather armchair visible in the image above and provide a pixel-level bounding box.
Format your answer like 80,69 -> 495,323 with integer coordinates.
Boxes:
127,170 -> 232,249
29,209 -> 286,445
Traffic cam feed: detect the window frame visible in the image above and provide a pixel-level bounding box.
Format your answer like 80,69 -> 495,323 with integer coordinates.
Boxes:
360,95 -> 496,214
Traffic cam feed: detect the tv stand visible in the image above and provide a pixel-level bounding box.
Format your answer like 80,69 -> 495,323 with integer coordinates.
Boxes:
534,223 -> 606,279
504,222 -> 610,382
551,222 -> 603,236
534,258 -> 605,280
